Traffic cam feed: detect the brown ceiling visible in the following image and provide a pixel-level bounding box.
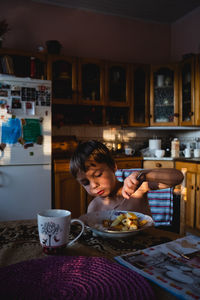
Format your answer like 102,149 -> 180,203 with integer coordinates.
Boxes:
34,0 -> 200,23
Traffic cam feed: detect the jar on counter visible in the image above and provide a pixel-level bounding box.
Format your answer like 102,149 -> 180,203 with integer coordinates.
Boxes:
171,138 -> 180,158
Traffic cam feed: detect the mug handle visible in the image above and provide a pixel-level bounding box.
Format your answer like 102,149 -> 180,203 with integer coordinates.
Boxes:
68,219 -> 84,246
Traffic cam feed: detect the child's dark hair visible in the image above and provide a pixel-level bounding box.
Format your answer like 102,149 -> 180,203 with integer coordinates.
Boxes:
70,140 -> 115,178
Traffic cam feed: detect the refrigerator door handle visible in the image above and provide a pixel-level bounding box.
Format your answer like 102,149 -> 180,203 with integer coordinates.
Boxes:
0,171 -> 3,187
0,171 -> 10,187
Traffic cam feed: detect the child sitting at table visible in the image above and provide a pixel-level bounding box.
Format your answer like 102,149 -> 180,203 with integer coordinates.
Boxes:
70,140 -> 184,216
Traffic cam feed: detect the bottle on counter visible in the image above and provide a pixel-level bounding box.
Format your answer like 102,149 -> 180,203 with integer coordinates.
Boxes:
171,138 -> 180,158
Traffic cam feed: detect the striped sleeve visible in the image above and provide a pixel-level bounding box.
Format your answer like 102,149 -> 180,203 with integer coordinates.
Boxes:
115,169 -> 173,226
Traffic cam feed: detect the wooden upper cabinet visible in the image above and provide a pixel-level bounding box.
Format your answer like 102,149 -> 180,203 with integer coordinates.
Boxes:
179,56 -> 195,126
77,58 -> 105,105
0,48 -> 47,79
195,54 -> 200,126
47,54 -> 77,104
104,62 -> 131,107
150,64 -> 179,126
129,64 -> 149,126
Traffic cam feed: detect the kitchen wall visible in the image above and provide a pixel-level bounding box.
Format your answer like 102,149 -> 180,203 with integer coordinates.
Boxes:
2,1 -> 200,63
2,0 -> 200,149
1,0 -> 170,63
171,6 -> 200,61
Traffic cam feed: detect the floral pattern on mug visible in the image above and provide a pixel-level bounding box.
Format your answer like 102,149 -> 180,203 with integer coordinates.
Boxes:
40,222 -> 62,247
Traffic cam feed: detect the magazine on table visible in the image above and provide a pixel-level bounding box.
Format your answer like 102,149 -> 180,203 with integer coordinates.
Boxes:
115,235 -> 200,300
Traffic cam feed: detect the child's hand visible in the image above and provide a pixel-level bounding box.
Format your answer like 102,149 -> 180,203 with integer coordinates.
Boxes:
122,172 -> 143,199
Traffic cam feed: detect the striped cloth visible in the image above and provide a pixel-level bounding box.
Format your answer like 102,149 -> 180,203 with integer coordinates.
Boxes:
115,169 -> 173,226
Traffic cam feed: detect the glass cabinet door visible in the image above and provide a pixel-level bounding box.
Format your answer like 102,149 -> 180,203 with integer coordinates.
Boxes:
130,64 -> 149,126
47,55 -> 77,104
105,62 -> 130,106
78,58 -> 104,105
179,57 -> 195,126
150,64 -> 179,126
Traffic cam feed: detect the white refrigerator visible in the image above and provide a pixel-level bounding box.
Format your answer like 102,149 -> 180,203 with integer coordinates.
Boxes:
0,75 -> 52,221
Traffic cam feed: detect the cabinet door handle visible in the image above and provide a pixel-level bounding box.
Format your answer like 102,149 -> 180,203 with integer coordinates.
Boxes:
173,113 -> 179,118
196,186 -> 200,191
190,185 -> 194,190
156,163 -> 162,168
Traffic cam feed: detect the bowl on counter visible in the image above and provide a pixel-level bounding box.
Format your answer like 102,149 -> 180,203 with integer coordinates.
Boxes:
155,149 -> 165,158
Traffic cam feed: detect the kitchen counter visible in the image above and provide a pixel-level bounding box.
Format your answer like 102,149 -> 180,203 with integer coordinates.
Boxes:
143,157 -> 173,161
143,157 -> 200,163
174,157 -> 200,163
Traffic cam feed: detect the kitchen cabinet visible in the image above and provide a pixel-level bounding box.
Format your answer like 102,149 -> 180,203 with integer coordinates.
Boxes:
105,61 -> 131,106
115,157 -> 142,169
2,48 -> 200,127
150,64 -> 179,126
53,159 -> 87,218
49,56 -> 131,125
0,48 -> 47,79
179,56 -> 195,126
78,58 -> 105,105
129,64 -> 150,126
196,169 -> 200,230
104,61 -> 131,126
47,54 -> 77,104
49,56 -> 104,126
175,161 -> 200,230
143,160 -> 174,169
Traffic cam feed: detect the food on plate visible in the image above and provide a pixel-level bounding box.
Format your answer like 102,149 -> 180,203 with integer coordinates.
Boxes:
102,212 -> 148,231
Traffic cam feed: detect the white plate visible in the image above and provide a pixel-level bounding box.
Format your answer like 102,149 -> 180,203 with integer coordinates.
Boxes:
79,210 -> 154,238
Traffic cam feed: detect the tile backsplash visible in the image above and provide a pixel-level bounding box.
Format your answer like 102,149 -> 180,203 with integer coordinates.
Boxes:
52,125 -> 200,152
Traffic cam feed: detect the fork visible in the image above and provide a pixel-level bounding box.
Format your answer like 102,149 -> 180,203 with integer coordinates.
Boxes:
166,244 -> 190,260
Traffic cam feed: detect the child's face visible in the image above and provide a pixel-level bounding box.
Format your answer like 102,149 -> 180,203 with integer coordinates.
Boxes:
76,160 -> 117,198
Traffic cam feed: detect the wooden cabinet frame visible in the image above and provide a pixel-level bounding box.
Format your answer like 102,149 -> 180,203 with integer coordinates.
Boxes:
179,57 -> 195,126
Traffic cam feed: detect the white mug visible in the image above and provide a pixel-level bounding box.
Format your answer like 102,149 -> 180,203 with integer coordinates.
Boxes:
155,149 -> 165,158
194,149 -> 200,158
183,148 -> 191,158
157,75 -> 164,87
125,147 -> 133,156
37,209 -> 84,254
